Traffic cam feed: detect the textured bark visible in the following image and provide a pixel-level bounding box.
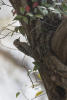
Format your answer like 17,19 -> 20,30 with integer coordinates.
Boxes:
9,0 -> 67,100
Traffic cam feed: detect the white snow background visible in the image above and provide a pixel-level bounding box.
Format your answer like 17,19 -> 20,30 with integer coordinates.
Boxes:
0,0 -> 48,100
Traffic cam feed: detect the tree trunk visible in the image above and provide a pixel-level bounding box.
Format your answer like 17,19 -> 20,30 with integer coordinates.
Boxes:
9,0 -> 67,100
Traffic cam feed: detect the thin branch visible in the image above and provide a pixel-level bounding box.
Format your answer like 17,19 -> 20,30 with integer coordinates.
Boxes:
28,72 -> 35,88
1,0 -> 12,7
0,32 -> 10,39
0,21 -> 17,31
22,55 -> 35,87
13,39 -> 34,57
20,89 -> 29,100
0,21 -> 20,39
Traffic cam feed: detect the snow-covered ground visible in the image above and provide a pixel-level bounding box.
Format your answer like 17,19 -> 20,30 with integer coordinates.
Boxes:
0,0 -> 48,100
0,49 -> 48,100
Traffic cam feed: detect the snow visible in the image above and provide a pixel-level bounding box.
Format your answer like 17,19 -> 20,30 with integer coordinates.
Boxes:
0,0 -> 48,100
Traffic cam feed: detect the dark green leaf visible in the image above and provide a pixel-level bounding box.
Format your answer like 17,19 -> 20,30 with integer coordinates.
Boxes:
22,16 -> 28,24
20,7 -> 25,14
34,8 -> 38,13
19,26 -> 25,35
16,92 -> 20,98
35,14 -> 43,19
32,0 -> 37,2
33,61 -> 40,71
15,27 -> 19,32
14,15 -> 23,20
38,6 -> 48,16
11,31 -> 14,36
15,26 -> 25,35
26,13 -> 34,17
62,3 -> 67,11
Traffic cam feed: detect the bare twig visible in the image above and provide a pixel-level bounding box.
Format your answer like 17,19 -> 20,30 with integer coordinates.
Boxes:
0,0 -> 12,7
21,90 -> 29,100
0,32 -> 11,39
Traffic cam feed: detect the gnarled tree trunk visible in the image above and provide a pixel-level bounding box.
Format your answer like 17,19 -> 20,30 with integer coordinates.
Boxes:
9,0 -> 67,100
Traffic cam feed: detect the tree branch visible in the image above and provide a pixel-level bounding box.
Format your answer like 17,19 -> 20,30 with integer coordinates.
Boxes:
13,38 -> 34,57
